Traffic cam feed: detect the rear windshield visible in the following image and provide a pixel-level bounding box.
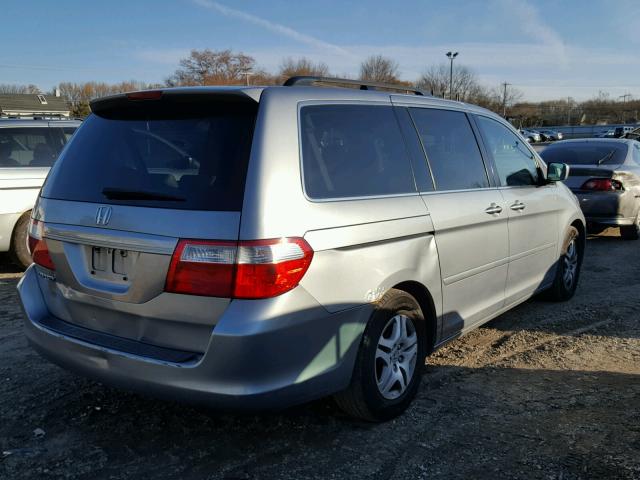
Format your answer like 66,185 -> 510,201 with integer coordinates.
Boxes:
0,127 -> 73,167
540,143 -> 627,166
42,100 -> 256,211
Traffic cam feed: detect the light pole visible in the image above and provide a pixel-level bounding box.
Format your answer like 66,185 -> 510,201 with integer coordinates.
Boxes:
446,51 -> 458,100
502,82 -> 511,117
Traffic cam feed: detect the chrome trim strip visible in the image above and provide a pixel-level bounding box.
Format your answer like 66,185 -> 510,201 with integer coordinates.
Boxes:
304,192 -> 420,203
44,223 -> 177,255
0,186 -> 41,191
419,186 -> 499,195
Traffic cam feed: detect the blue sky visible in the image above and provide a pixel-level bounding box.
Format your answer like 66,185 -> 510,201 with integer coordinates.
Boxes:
2,0 -> 639,101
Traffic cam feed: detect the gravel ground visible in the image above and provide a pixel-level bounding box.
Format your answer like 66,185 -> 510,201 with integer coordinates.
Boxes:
1,230 -> 639,480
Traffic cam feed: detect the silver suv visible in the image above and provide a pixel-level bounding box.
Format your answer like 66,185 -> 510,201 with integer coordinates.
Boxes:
0,119 -> 80,267
18,78 -> 585,421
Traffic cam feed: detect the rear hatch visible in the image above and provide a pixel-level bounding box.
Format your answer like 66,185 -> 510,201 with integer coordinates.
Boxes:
540,142 -> 626,190
34,89 -> 259,356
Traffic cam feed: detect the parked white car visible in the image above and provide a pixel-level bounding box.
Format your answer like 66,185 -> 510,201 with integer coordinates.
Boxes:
0,119 -> 80,267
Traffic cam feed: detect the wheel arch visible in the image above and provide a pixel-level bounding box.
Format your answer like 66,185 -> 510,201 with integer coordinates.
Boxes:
570,219 -> 586,256
391,281 -> 438,355
11,209 -> 32,242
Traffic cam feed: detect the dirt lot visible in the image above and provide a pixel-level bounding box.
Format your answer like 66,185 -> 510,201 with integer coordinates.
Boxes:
1,230 -> 639,480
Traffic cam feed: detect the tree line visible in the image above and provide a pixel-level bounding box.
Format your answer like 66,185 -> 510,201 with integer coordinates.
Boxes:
1,48 -> 637,126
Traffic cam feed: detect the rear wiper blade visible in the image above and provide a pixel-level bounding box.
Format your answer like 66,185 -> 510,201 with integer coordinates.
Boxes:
596,150 -> 615,166
102,187 -> 186,202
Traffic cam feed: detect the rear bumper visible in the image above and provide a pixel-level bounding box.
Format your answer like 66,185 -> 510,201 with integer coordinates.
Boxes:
573,191 -> 638,226
18,265 -> 371,410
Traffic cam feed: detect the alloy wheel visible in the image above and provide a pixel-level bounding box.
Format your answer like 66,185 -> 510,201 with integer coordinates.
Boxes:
563,239 -> 578,290
375,314 -> 418,400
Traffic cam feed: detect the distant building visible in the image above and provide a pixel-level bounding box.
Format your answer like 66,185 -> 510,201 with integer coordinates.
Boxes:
0,91 -> 70,118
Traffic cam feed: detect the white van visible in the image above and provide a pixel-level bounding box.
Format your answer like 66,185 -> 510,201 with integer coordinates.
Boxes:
0,119 -> 80,267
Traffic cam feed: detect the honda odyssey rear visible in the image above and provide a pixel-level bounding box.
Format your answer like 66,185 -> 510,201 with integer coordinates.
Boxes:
18,79 -> 585,421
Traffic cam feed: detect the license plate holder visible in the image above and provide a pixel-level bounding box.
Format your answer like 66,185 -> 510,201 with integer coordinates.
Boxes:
91,246 -> 129,276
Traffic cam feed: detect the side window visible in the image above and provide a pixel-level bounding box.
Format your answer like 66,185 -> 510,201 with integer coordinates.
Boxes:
300,105 -> 416,199
62,127 -> 77,141
394,107 -> 434,192
476,116 -> 540,187
409,108 -> 489,191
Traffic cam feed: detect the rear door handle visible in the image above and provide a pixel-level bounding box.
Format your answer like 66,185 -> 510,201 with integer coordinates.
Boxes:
510,201 -> 526,211
485,203 -> 503,215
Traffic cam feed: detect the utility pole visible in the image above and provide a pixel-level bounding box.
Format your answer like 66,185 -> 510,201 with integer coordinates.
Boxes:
241,69 -> 253,86
446,51 -> 458,100
502,82 -> 511,117
619,94 -> 631,123
567,97 -> 571,125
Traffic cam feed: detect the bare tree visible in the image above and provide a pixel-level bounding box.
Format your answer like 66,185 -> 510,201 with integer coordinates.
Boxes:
0,84 -> 41,94
417,64 -> 484,100
166,49 -> 257,86
54,80 -> 163,117
490,83 -> 524,116
359,55 -> 399,83
279,57 -> 329,80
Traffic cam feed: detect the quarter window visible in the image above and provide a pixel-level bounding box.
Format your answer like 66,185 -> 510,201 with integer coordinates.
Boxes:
476,116 -> 540,187
409,108 -> 488,191
300,105 -> 416,199
62,127 -> 77,141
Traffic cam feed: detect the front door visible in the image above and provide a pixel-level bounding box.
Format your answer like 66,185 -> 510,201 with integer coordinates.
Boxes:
474,115 -> 559,305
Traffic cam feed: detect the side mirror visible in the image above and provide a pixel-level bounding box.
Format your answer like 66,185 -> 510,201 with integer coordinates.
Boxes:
547,162 -> 570,182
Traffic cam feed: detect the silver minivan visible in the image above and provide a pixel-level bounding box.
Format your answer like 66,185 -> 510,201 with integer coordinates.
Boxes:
18,78 -> 585,421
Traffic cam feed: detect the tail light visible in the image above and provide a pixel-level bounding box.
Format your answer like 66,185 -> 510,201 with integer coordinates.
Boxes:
28,219 -> 55,270
580,178 -> 623,191
165,237 -> 313,299
126,90 -> 163,101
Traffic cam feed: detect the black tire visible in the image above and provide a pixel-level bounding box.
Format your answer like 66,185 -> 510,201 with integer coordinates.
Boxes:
620,215 -> 640,240
334,289 -> 426,422
544,226 -> 582,302
10,213 -> 32,269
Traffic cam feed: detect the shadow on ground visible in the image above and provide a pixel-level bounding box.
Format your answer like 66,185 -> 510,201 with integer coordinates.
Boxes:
1,362 -> 638,479
0,253 -> 22,275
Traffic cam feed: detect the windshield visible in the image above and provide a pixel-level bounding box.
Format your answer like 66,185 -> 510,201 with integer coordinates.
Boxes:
41,101 -> 256,211
540,143 -> 627,166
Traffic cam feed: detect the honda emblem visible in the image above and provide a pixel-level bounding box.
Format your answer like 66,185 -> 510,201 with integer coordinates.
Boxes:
95,206 -> 112,226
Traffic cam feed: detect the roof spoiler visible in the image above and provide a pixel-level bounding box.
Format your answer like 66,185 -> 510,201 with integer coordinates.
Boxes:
90,88 -> 260,115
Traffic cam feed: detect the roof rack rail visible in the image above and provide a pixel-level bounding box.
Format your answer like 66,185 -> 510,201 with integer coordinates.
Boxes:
283,76 -> 428,96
